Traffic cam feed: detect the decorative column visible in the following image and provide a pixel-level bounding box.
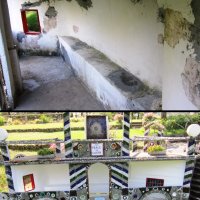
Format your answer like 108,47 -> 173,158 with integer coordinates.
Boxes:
122,112 -> 130,156
183,138 -> 196,189
1,143 -> 15,193
64,112 -> 73,158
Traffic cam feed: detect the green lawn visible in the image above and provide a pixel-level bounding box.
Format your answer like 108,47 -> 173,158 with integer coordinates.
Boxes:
0,120 -> 142,132
6,128 -> 145,141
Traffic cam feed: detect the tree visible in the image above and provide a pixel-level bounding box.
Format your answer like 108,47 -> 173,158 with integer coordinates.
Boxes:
161,112 -> 167,119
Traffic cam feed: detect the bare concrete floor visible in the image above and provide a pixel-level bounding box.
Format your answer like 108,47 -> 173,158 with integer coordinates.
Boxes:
15,56 -> 105,110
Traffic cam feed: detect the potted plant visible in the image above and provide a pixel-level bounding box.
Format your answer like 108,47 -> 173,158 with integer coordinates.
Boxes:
37,148 -> 55,159
147,144 -> 166,156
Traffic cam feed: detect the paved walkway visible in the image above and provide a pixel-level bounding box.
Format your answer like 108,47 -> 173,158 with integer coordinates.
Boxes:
15,56 -> 104,110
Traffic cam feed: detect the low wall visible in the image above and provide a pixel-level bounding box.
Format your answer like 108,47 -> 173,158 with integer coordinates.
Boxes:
59,36 -> 161,110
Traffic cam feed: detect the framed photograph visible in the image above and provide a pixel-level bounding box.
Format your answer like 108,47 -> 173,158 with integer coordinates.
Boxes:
23,174 -> 35,192
91,143 -> 104,156
86,116 -> 108,139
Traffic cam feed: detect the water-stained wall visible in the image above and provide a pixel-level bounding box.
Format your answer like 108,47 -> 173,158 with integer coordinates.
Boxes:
158,0 -> 200,109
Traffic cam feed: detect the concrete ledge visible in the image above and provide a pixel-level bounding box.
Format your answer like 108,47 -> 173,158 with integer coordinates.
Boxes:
59,36 -> 161,110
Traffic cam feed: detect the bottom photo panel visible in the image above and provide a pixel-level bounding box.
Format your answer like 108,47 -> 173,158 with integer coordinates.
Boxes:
0,112 -> 199,200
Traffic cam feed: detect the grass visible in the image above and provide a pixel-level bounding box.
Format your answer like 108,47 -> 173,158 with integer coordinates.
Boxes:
0,165 -> 7,192
5,128 -> 147,141
1,123 -> 63,131
0,120 -> 141,132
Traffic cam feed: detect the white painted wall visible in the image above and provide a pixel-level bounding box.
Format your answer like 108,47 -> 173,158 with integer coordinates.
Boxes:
128,160 -> 186,188
12,164 -> 70,192
7,0 -> 163,90
88,163 -> 110,196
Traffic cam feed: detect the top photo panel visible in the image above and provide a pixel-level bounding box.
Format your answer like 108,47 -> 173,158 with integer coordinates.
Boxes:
0,0 -> 199,110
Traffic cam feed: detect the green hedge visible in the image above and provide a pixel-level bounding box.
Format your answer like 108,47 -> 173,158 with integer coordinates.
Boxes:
8,144 -> 49,151
5,127 -> 85,133
162,113 -> 200,131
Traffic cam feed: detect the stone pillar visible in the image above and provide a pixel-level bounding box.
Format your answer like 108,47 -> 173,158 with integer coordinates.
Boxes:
122,112 -> 130,156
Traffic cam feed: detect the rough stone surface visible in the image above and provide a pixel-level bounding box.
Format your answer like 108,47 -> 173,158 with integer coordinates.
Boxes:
15,56 -> 105,110
181,57 -> 200,109
190,0 -> 200,62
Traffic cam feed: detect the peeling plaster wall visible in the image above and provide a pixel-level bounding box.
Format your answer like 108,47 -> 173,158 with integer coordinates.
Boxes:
158,0 -> 200,110
7,0 -> 163,91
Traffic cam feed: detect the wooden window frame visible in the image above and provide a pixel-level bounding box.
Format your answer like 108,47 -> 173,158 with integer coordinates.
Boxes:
23,174 -> 35,192
21,9 -> 41,35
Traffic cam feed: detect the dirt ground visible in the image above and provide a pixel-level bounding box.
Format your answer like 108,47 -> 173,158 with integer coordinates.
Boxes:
15,56 -> 105,110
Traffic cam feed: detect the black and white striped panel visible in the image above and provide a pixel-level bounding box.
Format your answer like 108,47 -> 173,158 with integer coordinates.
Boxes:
111,162 -> 129,189
64,112 -> 73,158
0,145 -> 15,193
122,112 -> 130,156
69,164 -> 88,190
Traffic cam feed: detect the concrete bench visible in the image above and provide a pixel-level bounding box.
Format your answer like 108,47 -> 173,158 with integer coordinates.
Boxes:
59,36 -> 161,110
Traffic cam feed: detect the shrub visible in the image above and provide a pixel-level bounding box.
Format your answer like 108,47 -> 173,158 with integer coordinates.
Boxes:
147,145 -> 165,153
12,119 -> 22,125
38,148 -> 54,156
0,116 -> 5,126
39,114 -> 52,123
162,113 -> 200,131
113,113 -> 123,124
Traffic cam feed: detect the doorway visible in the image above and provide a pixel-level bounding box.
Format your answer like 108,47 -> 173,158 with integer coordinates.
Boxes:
88,163 -> 110,199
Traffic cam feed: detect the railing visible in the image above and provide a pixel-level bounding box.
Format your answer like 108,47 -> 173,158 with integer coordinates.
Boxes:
131,136 -> 195,157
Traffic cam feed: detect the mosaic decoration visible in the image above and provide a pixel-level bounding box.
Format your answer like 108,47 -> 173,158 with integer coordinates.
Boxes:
73,141 -> 90,158
110,162 -> 129,189
0,187 -> 187,200
122,112 -> 130,156
0,113 -> 198,200
104,141 -> 121,157
69,164 -> 88,190
64,112 -> 73,158
73,140 -> 122,158
0,144 -> 15,193
86,116 -> 108,139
